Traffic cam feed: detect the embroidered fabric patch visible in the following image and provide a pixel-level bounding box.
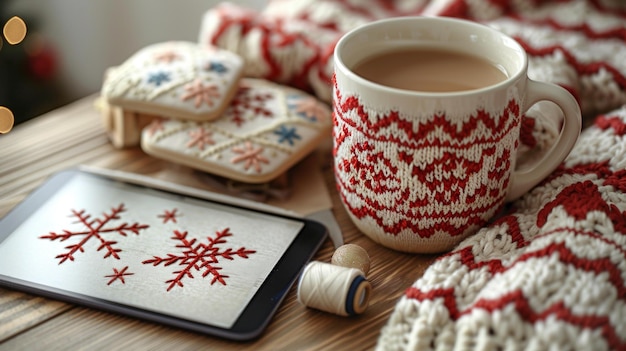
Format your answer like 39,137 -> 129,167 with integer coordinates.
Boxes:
101,41 -> 243,121
140,78 -> 332,183
0,171 -> 307,330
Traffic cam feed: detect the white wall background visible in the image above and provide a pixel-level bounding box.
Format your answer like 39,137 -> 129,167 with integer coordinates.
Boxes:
7,0 -> 266,101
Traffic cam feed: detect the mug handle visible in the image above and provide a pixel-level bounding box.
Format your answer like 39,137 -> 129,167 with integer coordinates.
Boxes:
506,79 -> 582,201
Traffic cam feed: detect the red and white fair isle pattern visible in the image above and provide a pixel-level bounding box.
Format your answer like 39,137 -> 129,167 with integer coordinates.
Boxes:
200,0 -> 626,349
333,83 -> 522,249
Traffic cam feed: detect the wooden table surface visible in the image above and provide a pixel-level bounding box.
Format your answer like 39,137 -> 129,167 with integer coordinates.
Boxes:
0,95 -> 437,350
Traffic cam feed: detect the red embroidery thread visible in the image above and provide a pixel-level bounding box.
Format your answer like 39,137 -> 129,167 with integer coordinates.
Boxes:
40,204 -> 150,264
227,86 -> 274,126
105,266 -> 134,285
142,228 -> 256,291
158,208 -> 181,224
181,79 -> 221,108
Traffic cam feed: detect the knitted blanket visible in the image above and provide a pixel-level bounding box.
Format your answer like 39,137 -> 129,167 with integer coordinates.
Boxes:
199,1 -> 626,349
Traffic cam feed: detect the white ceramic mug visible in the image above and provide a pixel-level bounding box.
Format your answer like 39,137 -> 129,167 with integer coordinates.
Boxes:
333,17 -> 581,253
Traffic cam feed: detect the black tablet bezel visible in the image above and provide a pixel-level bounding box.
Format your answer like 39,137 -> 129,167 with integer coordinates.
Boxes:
0,169 -> 328,341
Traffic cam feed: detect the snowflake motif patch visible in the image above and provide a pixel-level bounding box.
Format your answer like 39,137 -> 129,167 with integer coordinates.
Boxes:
39,204 -> 150,264
186,127 -> 215,150
147,71 -> 171,86
231,141 -> 270,173
181,79 -> 221,108
206,61 -> 228,74
142,228 -> 256,291
287,95 -> 328,122
228,86 -> 274,126
274,125 -> 301,146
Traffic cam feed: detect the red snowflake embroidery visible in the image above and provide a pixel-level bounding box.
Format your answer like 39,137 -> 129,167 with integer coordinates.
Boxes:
146,118 -> 165,136
154,50 -> 181,63
158,208 -> 181,224
106,266 -> 134,285
289,96 -> 328,122
231,141 -> 270,173
142,228 -> 256,291
40,204 -> 150,264
186,127 -> 215,150
228,86 -> 274,126
181,79 -> 221,108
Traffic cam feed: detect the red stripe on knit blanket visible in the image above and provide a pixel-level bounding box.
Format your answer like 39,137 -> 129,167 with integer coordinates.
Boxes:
405,242 -> 626,348
210,16 -> 283,81
513,17 -> 626,42
514,37 -> 626,93
537,180 -> 626,233
595,114 -> 626,135
588,0 -> 626,18
515,242 -> 626,298
468,290 -> 625,349
404,287 -> 624,350
436,0 -> 471,19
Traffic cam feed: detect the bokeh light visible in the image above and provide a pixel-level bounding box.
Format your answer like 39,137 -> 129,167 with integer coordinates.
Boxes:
0,107 -> 14,134
0,15 -> 27,134
4,16 -> 27,45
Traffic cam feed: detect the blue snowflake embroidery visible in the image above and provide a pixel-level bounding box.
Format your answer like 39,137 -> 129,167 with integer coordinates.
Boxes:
207,61 -> 228,74
273,125 -> 301,146
147,71 -> 171,86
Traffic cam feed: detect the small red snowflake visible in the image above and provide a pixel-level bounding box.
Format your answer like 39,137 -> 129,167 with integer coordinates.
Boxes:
186,127 -> 215,150
228,86 -> 274,126
231,141 -> 270,173
290,96 -> 328,122
181,79 -> 221,108
146,118 -> 165,136
40,204 -> 150,264
158,208 -> 181,224
154,50 -> 181,63
106,266 -> 134,285
142,228 -> 256,291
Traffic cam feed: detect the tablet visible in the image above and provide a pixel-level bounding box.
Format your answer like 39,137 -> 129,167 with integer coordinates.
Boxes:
0,169 -> 327,340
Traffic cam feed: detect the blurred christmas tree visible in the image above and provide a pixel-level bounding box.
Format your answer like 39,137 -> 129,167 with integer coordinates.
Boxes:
1,1 -> 64,125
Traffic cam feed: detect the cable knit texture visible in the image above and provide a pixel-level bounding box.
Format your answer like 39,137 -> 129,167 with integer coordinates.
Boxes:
199,0 -> 626,349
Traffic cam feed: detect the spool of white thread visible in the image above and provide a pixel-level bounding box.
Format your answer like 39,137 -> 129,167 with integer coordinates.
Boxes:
297,261 -> 371,316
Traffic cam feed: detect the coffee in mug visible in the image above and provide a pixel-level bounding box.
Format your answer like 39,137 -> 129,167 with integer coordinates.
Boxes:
333,17 -> 581,253
352,48 -> 508,92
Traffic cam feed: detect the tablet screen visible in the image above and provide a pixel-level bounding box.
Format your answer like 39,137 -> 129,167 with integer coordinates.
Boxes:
0,170 -> 311,332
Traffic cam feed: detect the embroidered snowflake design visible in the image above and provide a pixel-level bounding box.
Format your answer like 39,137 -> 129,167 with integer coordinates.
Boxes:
288,95 -> 327,122
158,208 -> 181,224
231,141 -> 270,173
186,127 -> 215,150
228,86 -> 274,126
274,125 -> 301,146
153,50 -> 181,63
106,266 -> 134,285
205,61 -> 228,74
181,79 -> 221,108
147,71 -> 171,86
146,118 -> 165,136
40,204 -> 150,264
142,228 -> 256,291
